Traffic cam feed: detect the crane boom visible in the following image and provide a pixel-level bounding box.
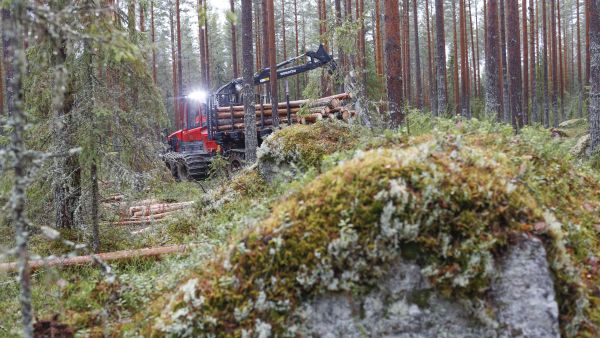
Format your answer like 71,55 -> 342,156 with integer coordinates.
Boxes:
214,44 -> 336,107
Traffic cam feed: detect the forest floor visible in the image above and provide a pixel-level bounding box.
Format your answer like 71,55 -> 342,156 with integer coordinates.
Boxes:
0,113 -> 598,336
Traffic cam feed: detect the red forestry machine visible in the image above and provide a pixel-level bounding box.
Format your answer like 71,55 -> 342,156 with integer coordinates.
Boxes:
163,44 -> 338,181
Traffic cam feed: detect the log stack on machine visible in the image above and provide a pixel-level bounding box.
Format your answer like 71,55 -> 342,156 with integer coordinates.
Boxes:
162,44 -> 354,181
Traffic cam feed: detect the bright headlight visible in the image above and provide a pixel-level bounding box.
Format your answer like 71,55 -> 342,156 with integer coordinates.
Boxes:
187,90 -> 208,102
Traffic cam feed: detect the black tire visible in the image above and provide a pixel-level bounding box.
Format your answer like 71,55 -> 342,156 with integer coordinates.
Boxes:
177,163 -> 190,181
227,151 -> 245,174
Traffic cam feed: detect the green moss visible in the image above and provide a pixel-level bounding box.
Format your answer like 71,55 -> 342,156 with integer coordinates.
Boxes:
154,133 -> 583,337
257,120 -> 361,172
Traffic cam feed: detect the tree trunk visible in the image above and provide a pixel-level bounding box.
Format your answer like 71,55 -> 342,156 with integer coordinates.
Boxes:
198,0 -> 207,88
176,0 -> 183,126
577,0 -> 583,118
530,0 -> 538,123
413,0 -> 423,108
375,0 -> 384,76
435,0 -> 448,115
241,0 -> 258,162
169,7 -> 178,129
543,0 -> 551,127
486,0 -> 502,117
507,0 -> 524,129
403,0 -> 411,104
500,0 -> 510,123
452,0 -> 460,114
294,0 -> 301,98
230,0 -> 239,78
384,0 -> 404,126
551,0 -> 559,127
557,0 -> 564,122
3,4 -> 33,336
151,1 -> 157,84
523,0 -> 529,124
267,0 -> 279,128
589,0 -> 600,151
460,0 -> 470,117
426,0 -> 435,112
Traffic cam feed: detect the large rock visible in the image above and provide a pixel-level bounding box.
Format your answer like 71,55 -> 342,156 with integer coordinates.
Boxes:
570,134 -> 590,157
298,236 -> 560,338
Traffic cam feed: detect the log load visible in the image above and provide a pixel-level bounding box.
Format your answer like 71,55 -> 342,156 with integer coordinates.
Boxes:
0,245 -> 190,272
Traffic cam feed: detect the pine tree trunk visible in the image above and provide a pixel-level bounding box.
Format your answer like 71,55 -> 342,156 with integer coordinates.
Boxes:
267,0 -> 279,128
453,1 -> 460,113
203,0 -> 211,88
500,0 -> 510,123
551,0 -> 559,127
230,0 -> 239,78
460,0 -> 470,117
403,0 -> 411,104
169,7 -> 178,129
413,0 -> 423,108
375,0 -> 384,76
530,0 -> 538,123
426,0 -> 436,112
558,1 -> 564,122
198,0 -> 207,88
523,0 -> 530,124
543,0 -> 551,127
577,0 -> 583,118
507,0 -> 524,129
589,0 -> 600,151
241,0 -> 258,162
486,0 -> 502,118
151,1 -> 157,84
175,0 -> 183,126
294,0 -> 301,98
3,4 -> 33,336
384,0 -> 404,126
435,0 -> 448,115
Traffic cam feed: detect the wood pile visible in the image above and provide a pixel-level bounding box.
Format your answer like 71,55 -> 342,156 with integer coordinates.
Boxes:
0,245 -> 190,272
108,201 -> 195,227
215,93 -> 356,131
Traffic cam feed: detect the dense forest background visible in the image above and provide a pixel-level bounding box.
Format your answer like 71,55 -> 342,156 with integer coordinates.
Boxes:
0,0 -> 599,336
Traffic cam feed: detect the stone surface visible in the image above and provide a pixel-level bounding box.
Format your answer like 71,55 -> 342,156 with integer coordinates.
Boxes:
570,134 -> 591,157
298,236 -> 560,338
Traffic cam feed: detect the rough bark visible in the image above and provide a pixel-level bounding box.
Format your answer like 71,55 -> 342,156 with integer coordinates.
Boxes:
242,0 -> 258,162
589,0 -> 600,151
198,0 -> 207,88
543,0 -> 551,127
507,0 -> 524,129
230,0 -> 239,78
426,0 -> 435,112
267,0 -> 279,128
523,0 -> 529,124
452,1 -> 460,113
2,4 -> 33,336
530,0 -> 538,123
486,0 -> 502,117
294,0 -> 301,98
384,0 -> 404,126
169,7 -> 178,129
151,1 -> 157,84
551,0 -> 559,127
375,0 -> 384,76
500,0 -> 510,123
577,0 -> 583,118
435,0 -> 448,115
413,0 -> 423,108
460,0 -> 470,117
175,0 -> 183,126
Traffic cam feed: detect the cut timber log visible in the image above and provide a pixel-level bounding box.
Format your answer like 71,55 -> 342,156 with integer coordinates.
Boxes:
129,201 -> 194,217
0,245 -> 190,272
217,108 -> 302,120
215,93 -> 351,112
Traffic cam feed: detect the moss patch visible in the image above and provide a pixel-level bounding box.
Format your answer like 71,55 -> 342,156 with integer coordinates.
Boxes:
150,129 -> 599,337
257,120 -> 361,174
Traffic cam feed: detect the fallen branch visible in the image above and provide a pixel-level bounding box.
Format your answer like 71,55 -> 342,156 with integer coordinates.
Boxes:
0,245 -> 190,272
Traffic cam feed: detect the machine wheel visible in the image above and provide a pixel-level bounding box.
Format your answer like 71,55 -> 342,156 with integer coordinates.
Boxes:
177,163 -> 190,181
168,163 -> 180,181
227,151 -> 245,174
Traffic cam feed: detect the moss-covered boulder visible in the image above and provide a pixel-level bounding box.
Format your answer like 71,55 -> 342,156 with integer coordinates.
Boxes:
148,129 -> 599,337
256,121 -> 359,180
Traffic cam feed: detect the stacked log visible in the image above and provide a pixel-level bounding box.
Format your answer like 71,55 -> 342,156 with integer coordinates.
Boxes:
0,245 -> 191,272
108,201 -> 195,227
215,93 -> 354,131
